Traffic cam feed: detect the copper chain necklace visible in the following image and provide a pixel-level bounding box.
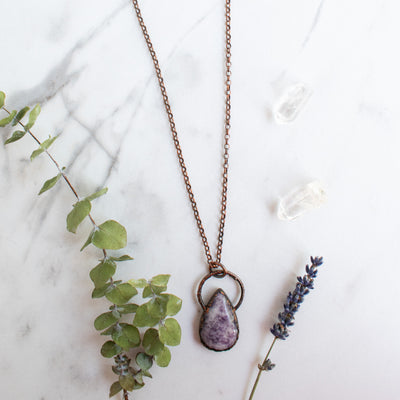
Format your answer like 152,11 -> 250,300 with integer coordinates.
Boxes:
133,0 -> 244,351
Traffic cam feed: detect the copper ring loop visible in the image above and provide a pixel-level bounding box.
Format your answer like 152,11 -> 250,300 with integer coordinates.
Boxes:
197,269 -> 245,312
208,260 -> 227,277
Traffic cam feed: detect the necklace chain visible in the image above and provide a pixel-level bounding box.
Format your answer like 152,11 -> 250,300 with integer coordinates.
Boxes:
132,0 -> 232,266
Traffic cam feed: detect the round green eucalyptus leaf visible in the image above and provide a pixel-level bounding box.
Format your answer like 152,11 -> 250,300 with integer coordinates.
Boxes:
134,371 -> 144,385
112,324 -> 140,350
142,370 -> 152,378
110,254 -> 133,262
159,318 -> 181,346
109,381 -> 123,397
30,135 -> 58,161
136,352 -> 153,371
0,91 -> 5,108
119,373 -> 135,391
142,285 -> 153,298
89,259 -> 116,288
91,283 -> 112,298
80,230 -> 94,251
133,304 -> 159,328
100,340 -> 121,358
94,312 -> 119,331
30,147 -> 44,161
25,104 -> 41,130
66,199 -> 92,233
4,130 -> 26,145
100,324 -> 117,336
38,173 -> 62,195
42,135 -> 58,149
133,380 -> 145,390
12,106 -> 30,126
118,303 -> 138,314
150,284 -> 167,295
106,283 -> 138,305
112,327 -> 130,350
142,328 -> 164,356
155,346 -> 171,367
162,294 -> 183,316
151,274 -> 170,286
0,110 -> 16,127
122,324 -> 140,345
128,278 -> 147,288
84,187 -> 108,202
147,296 -> 168,319
92,220 -> 127,250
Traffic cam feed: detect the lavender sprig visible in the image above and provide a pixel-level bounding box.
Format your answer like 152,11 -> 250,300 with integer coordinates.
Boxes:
248,256 -> 324,400
270,256 -> 323,340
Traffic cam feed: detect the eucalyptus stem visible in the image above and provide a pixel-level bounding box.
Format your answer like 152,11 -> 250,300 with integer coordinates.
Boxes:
3,105 -> 100,227
2,106 -> 82,201
1,104 -> 132,400
2,94 -> 183,399
2,105 -> 98,224
248,337 -> 277,400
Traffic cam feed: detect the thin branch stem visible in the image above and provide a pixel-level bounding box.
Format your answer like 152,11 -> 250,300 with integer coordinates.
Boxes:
3,106 -> 96,225
248,337 -> 278,400
2,105 -> 130,400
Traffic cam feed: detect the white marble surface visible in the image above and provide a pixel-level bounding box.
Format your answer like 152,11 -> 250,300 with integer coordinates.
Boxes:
1,0 -> 399,399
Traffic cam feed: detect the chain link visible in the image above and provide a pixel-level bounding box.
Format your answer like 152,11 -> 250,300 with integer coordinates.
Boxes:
132,0 -> 232,267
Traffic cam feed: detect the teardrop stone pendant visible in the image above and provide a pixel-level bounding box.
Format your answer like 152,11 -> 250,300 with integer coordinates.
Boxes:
199,289 -> 239,351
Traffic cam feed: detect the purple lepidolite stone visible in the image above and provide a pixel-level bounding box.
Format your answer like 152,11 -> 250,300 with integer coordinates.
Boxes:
199,288 -> 239,351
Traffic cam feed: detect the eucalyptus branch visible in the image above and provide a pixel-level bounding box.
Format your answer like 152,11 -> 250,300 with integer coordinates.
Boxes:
3,107 -> 77,194
2,106 -> 95,223
1,91 -> 182,399
2,97 -> 130,396
248,257 -> 324,400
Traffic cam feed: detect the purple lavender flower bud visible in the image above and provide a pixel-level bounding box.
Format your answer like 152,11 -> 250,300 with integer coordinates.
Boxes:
271,256 -> 324,340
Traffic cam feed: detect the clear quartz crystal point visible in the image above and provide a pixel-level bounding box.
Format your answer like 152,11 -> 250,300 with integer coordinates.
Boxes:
278,181 -> 327,221
274,83 -> 312,123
